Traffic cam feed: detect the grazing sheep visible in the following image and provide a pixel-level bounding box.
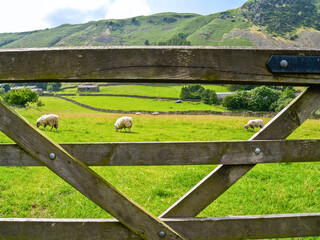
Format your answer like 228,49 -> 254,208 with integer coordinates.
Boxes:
114,116 -> 133,132
244,119 -> 264,131
36,114 -> 59,132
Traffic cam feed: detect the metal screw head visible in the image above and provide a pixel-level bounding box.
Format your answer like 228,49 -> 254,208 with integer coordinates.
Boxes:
49,153 -> 56,160
255,148 -> 261,155
280,59 -> 288,68
159,231 -> 166,238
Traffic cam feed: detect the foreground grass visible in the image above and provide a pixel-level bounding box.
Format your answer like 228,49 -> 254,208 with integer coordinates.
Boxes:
1,98 -> 320,225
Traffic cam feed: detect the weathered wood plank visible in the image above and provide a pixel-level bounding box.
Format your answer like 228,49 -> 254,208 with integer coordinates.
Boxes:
161,86 -> 320,218
2,213 -> 320,240
0,102 -> 186,240
2,139 -> 320,166
1,47 -> 320,85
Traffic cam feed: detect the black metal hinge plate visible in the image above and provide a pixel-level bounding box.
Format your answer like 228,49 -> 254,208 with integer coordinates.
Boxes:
267,56 -> 320,73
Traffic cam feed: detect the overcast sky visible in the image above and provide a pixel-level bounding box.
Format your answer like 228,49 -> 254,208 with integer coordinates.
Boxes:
0,0 -> 248,33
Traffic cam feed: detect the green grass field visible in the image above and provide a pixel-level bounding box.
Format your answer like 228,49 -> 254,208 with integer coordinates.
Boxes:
66,95 -> 226,112
1,96 -> 320,232
59,84 -> 230,97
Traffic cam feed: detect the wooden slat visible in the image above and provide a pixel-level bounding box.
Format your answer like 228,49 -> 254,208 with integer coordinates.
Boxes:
1,47 -> 320,85
161,86 -> 320,218
2,139 -> 320,166
2,213 -> 320,240
0,102 -> 186,240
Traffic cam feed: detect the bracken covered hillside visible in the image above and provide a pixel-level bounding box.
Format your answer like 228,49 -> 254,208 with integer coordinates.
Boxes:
0,0 -> 319,48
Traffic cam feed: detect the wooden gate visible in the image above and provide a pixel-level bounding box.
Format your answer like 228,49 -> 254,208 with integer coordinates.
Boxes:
1,47 -> 320,239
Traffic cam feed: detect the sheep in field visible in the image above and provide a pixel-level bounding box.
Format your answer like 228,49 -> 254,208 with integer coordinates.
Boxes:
244,119 -> 264,131
36,114 -> 59,132
114,116 -> 133,132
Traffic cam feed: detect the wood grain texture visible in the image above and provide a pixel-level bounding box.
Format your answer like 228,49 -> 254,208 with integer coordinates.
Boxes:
161,86 -> 320,218
2,213 -> 320,240
2,139 -> 320,166
0,101 -> 186,240
1,47 -> 320,85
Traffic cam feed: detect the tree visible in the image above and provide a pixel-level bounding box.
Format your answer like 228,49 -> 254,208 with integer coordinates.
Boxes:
4,88 -> 39,107
144,40 -> 150,46
47,82 -> 62,91
222,91 -> 249,110
180,85 -> 204,99
201,89 -> 219,105
35,83 -> 48,90
248,86 -> 281,111
227,84 -> 258,91
2,84 -> 10,92
269,87 -> 296,112
180,86 -> 192,99
201,89 -> 212,104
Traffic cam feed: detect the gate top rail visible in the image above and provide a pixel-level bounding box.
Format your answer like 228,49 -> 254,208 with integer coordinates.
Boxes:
1,46 -> 320,85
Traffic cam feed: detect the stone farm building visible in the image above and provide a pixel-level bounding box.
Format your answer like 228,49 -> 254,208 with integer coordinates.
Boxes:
10,85 -> 43,95
77,84 -> 100,92
216,92 -> 232,101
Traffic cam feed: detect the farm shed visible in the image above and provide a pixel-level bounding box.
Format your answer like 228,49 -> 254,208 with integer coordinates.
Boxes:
77,84 -> 99,92
216,92 -> 232,101
1,47 -> 320,239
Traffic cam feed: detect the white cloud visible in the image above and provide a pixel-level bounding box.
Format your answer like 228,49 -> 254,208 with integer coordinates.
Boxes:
106,0 -> 152,19
0,1 -> 49,33
0,0 -> 150,33
0,0 -> 111,33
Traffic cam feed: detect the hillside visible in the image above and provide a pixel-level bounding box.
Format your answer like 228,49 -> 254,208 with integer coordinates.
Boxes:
0,0 -> 319,48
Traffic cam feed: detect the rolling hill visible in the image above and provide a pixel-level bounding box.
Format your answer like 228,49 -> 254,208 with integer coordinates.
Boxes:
0,0 -> 319,48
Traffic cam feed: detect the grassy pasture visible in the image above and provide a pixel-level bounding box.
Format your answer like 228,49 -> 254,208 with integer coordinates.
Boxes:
66,95 -> 226,112
1,96 -> 320,231
59,84 -> 230,97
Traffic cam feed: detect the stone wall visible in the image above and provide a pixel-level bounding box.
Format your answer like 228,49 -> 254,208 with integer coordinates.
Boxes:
57,96 -> 278,117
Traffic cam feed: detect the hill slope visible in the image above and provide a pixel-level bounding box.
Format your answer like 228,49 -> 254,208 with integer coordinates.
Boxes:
0,0 -> 319,48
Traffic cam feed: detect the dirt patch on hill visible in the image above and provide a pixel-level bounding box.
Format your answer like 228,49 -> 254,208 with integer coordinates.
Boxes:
162,27 -> 175,31
142,27 -> 152,32
94,35 -> 117,44
221,27 -> 320,48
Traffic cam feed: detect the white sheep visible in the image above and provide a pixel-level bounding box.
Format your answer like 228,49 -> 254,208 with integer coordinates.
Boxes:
36,114 -> 59,132
114,116 -> 133,132
244,119 -> 264,131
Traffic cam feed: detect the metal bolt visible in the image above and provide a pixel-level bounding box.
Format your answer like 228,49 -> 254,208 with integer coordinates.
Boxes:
49,153 -> 56,160
159,231 -> 166,238
280,59 -> 288,68
255,148 -> 261,155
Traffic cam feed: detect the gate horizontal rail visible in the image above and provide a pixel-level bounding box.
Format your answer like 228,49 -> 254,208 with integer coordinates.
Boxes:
2,213 -> 320,240
0,47 -> 320,85
1,139 -> 320,166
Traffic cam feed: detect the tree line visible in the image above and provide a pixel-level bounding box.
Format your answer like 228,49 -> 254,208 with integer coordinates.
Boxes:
222,86 -> 296,112
180,85 -> 220,105
179,84 -> 297,112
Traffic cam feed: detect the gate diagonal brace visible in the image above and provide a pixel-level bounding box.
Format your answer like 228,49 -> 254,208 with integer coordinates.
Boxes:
160,85 -> 320,218
0,101 -> 187,240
